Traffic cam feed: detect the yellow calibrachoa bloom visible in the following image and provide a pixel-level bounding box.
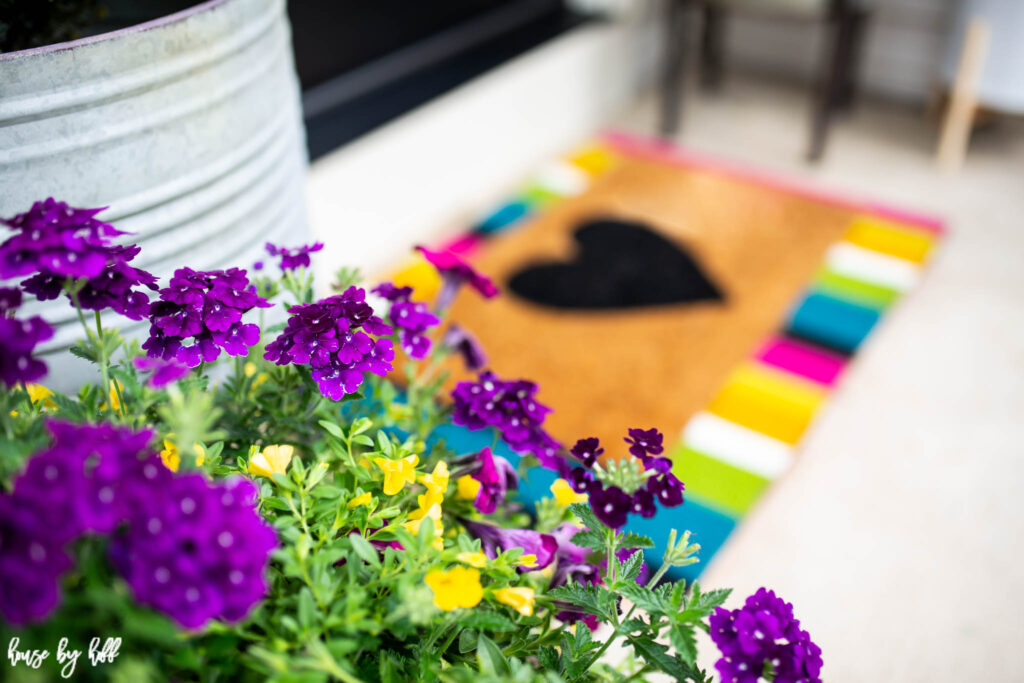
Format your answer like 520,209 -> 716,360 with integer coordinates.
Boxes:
419,461 -> 449,493
550,478 -> 588,506
455,475 -> 481,500
456,551 -> 488,568
516,554 -> 539,568
493,587 -> 535,617
104,379 -> 125,412
10,383 -> 55,416
425,567 -> 483,611
248,444 -> 295,478
374,455 -> 419,495
347,492 -> 373,509
243,362 -> 269,388
403,502 -> 444,550
160,440 -> 206,473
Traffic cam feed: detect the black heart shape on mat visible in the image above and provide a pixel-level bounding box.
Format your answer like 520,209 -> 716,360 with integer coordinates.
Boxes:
508,217 -> 725,309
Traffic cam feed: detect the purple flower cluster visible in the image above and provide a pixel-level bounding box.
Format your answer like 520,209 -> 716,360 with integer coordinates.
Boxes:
1,199 -> 158,320
0,421 -> 276,629
566,428 -> 685,529
710,588 -> 823,683
143,267 -> 271,367
110,474 -> 277,629
23,244 -> 158,321
264,286 -> 394,400
0,198 -> 126,280
450,371 -> 565,472
265,241 -> 323,271
0,287 -> 54,387
372,282 -> 440,360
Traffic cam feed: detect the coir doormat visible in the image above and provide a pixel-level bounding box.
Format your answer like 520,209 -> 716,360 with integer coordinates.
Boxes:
386,132 -> 945,580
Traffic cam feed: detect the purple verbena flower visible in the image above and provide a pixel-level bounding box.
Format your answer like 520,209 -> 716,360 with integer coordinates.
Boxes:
646,471 -> 685,508
371,281 -> 439,360
570,437 -> 604,468
589,484 -> 632,529
264,286 -> 394,400
110,475 -> 277,629
133,356 -> 190,388
0,287 -> 22,313
462,519 -> 558,572
710,588 -> 823,683
624,427 -> 664,460
0,314 -> 53,386
0,198 -> 126,280
451,371 -> 567,472
23,244 -> 158,321
143,267 -> 271,367
416,245 -> 498,310
467,447 -> 518,514
440,323 -> 487,370
265,241 -> 324,271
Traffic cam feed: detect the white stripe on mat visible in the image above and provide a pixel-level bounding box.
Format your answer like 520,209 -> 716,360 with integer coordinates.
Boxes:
682,412 -> 795,480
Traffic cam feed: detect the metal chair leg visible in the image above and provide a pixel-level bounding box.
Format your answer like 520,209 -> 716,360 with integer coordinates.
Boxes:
807,1 -> 855,162
660,0 -> 691,139
700,3 -> 727,91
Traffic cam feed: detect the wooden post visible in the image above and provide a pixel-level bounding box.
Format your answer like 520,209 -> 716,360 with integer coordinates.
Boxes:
936,17 -> 991,172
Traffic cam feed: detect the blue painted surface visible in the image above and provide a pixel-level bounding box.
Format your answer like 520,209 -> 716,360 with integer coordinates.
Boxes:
787,292 -> 880,354
429,423 -> 559,510
431,423 -> 736,582
473,200 -> 532,234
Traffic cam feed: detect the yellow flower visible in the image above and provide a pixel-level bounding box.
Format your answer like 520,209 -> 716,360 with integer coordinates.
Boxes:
457,551 -> 488,568
425,567 -> 483,611
10,383 -> 55,416
516,554 -> 539,568
347,492 -> 373,509
403,503 -> 444,550
493,587 -> 535,617
550,478 -> 588,506
419,461 -> 450,493
374,455 -> 419,495
248,444 -> 295,478
105,379 -> 125,412
243,362 -> 269,388
456,475 -> 481,500
159,440 -> 206,473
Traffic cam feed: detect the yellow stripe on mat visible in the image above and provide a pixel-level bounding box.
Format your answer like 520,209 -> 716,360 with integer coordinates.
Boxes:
844,216 -> 936,264
707,362 -> 827,445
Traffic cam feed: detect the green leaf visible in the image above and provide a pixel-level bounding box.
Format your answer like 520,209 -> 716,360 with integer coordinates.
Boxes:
458,629 -> 478,654
618,531 -> 655,549
476,634 -> 510,676
297,587 -> 317,631
537,646 -> 559,672
669,624 -> 698,666
348,534 -> 381,569
547,583 -> 616,618
318,420 -> 344,438
457,611 -> 516,632
569,502 -> 602,532
69,343 -> 98,363
618,582 -> 672,615
617,550 -> 645,584
569,527 -> 605,551
628,635 -> 699,680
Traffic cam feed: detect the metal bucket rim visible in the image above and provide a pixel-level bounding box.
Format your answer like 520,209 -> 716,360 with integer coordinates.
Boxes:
0,0 -> 231,61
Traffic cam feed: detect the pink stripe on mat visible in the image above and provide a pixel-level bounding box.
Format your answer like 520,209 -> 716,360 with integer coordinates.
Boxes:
600,131 -> 947,236
755,337 -> 846,387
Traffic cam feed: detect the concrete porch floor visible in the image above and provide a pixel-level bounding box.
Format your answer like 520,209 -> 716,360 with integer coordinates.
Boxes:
612,80 -> 1024,681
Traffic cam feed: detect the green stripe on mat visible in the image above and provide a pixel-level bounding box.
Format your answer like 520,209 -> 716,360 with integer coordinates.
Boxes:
814,268 -> 900,310
670,445 -> 770,517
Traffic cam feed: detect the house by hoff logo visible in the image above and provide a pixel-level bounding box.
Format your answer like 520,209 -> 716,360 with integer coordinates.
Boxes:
8,636 -> 121,679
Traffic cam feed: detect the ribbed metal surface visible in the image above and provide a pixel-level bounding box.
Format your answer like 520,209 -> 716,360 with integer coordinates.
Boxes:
0,0 -> 309,387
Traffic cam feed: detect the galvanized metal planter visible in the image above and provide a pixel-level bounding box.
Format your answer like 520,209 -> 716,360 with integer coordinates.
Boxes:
0,0 -> 309,388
